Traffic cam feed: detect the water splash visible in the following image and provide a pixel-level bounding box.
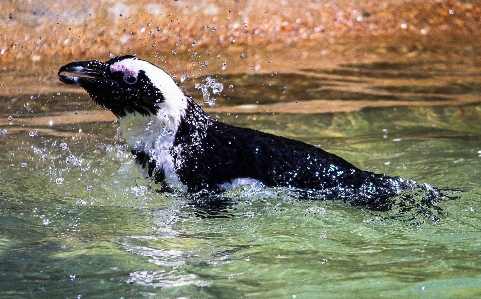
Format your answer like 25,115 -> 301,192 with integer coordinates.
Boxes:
194,76 -> 223,108
125,270 -> 210,288
29,129 -> 39,137
40,214 -> 50,225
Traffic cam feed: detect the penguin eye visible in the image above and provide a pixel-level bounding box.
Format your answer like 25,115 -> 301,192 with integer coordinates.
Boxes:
123,74 -> 138,85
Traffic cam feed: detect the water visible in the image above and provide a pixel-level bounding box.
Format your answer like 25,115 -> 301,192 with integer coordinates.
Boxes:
1,59 -> 481,298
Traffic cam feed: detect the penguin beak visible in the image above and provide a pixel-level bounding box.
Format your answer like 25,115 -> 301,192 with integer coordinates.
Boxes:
58,59 -> 127,116
58,60 -> 112,87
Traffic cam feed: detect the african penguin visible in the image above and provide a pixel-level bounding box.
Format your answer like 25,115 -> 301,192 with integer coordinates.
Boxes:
58,55 -> 423,211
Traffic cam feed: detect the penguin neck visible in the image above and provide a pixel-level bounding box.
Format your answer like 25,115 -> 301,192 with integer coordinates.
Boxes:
174,98 -> 214,146
118,97 -> 189,152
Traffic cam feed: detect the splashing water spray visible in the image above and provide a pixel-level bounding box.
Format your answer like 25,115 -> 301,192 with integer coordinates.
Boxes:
195,76 -> 223,108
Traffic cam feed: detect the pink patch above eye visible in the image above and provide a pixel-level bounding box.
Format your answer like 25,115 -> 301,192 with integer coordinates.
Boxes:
110,64 -> 137,77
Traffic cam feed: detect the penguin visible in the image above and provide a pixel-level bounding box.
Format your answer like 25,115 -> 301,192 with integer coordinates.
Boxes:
58,55 -> 431,211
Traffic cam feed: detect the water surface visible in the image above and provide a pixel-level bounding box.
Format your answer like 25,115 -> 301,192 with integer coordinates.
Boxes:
1,60 -> 481,298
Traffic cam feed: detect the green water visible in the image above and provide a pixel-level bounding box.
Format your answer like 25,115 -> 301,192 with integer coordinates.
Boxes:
1,61 -> 481,298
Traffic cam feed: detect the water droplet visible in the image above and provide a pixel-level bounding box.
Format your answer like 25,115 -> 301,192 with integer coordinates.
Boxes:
0,129 -> 6,136
194,76 -> 223,108
56,178 -> 64,184
40,215 -> 50,225
24,102 -> 33,113
7,115 -> 13,121
86,186 -> 93,191
29,129 -> 38,137
192,40 -> 197,46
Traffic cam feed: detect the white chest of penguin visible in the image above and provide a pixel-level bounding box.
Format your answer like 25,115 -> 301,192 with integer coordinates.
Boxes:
119,112 -> 186,190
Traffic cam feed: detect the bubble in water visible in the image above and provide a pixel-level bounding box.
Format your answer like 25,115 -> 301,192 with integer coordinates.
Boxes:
66,155 -> 76,165
29,129 -> 38,137
0,129 -> 6,136
59,142 -> 68,150
56,178 -> 64,184
7,115 -> 13,121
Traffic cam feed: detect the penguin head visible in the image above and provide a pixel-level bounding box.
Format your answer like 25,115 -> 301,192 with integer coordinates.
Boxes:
58,55 -> 187,120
